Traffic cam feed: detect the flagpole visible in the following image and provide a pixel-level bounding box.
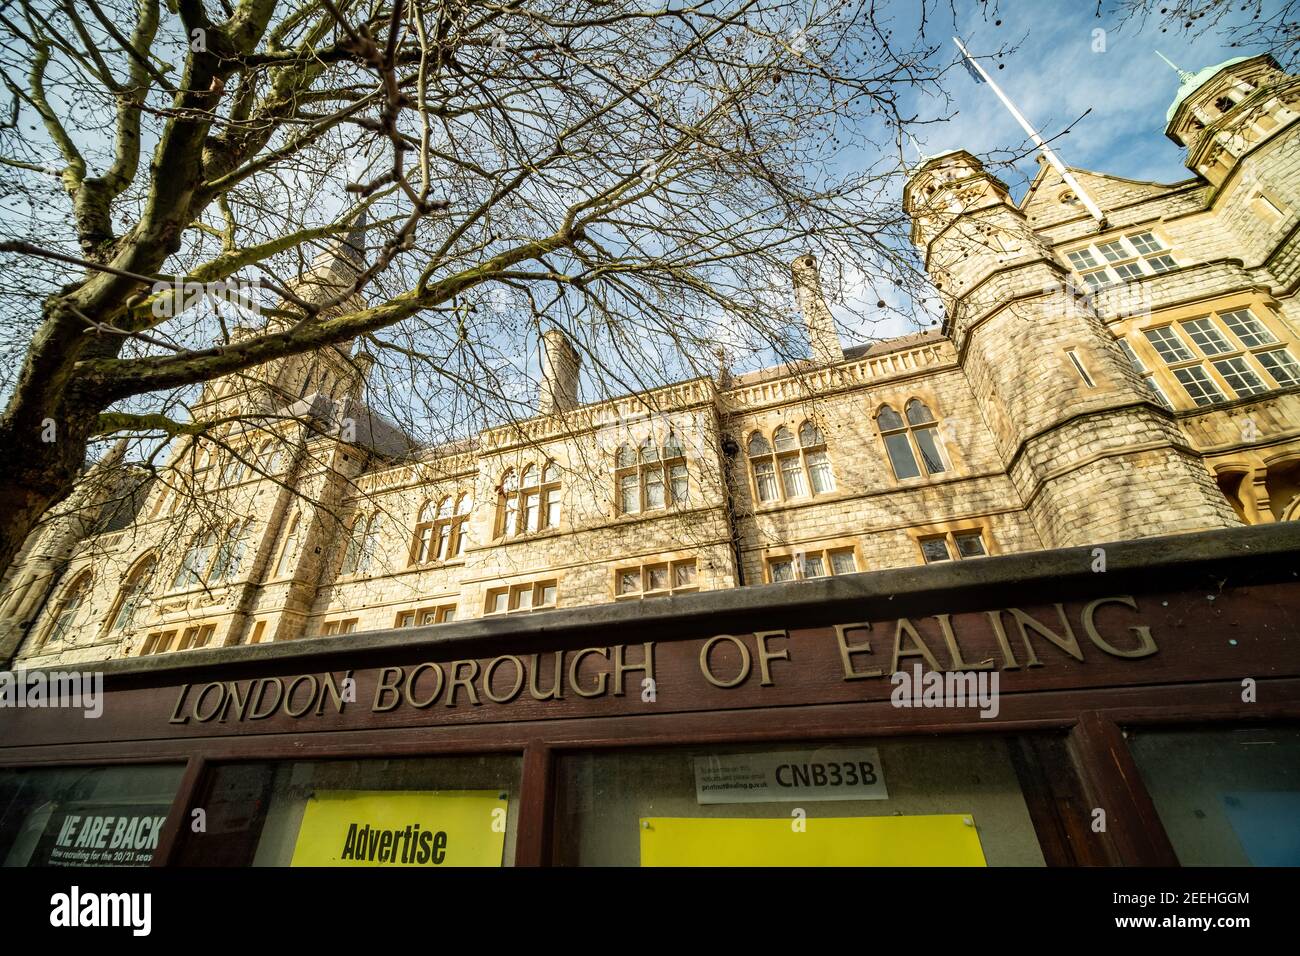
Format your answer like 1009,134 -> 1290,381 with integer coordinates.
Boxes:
953,37 -> 1107,227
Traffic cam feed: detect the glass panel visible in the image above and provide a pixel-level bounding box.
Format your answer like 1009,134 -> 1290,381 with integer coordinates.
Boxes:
904,399 -> 934,425
1173,365 -> 1224,406
1112,260 -> 1144,280
672,561 -> 696,588
173,756 -> 521,866
913,427 -> 946,475
768,559 -> 794,583
1144,326 -> 1194,363
639,439 -> 657,463
1081,270 -> 1109,290
523,491 -> 540,532
883,433 -> 920,480
920,538 -> 951,563
779,456 -> 807,498
0,764 -> 185,867
645,467 -> 665,510
552,738 -> 1048,866
662,434 -> 683,459
645,565 -> 669,592
1117,339 -> 1145,371
618,569 -> 640,595
538,583 -> 557,606
829,550 -> 857,575
772,426 -> 797,452
1126,726 -> 1300,866
512,585 -> 533,610
753,461 -> 779,502
1257,349 -> 1300,386
544,488 -> 561,528
876,405 -> 904,431
619,473 -> 640,514
1145,254 -> 1178,273
746,432 -> 771,456
520,465 -> 538,487
798,421 -> 823,447
954,532 -> 987,558
1181,317 -> 1233,356
807,451 -> 834,494
1212,357 -> 1268,396
801,554 -> 826,578
616,445 -> 636,468
1097,239 -> 1127,262
1143,375 -> 1173,409
669,464 -> 688,505
1220,309 -> 1276,347
490,590 -> 509,614
1067,248 -> 1098,270
1127,231 -> 1161,254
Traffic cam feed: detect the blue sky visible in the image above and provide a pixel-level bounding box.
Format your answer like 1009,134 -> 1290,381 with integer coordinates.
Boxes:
909,1 -> 1276,197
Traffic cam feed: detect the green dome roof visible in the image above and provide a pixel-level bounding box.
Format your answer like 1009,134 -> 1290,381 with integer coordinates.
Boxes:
1166,56 -> 1253,124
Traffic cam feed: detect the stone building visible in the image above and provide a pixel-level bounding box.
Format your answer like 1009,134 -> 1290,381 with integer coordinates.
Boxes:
4,54 -> 1298,669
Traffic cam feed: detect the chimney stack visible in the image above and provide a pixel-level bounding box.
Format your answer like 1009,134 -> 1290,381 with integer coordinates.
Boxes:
791,254 -> 844,366
538,328 -> 581,415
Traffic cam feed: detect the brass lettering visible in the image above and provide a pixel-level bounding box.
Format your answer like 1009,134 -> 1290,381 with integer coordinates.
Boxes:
986,610 -> 1019,669
569,648 -> 609,698
611,643 -> 655,697
890,618 -> 942,674
834,623 -> 882,680
1007,605 -> 1083,666
934,614 -> 993,671
1083,595 -> 1159,659
527,652 -> 565,701
317,670 -> 353,715
248,677 -> 285,719
220,680 -> 254,722
446,660 -> 482,707
372,667 -> 404,712
192,682 -> 226,723
284,674 -> 319,718
699,635 -> 750,688
168,684 -> 191,724
754,630 -> 789,686
483,656 -> 525,704
404,663 -> 445,708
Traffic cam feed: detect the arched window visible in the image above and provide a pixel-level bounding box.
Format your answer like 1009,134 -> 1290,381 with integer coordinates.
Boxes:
747,421 -> 835,504
220,451 -> 246,485
171,529 -> 217,590
43,570 -> 92,647
107,555 -> 156,633
616,436 -> 688,515
342,513 -> 382,575
497,465 -> 559,536
412,500 -> 438,563
877,400 -> 947,480
276,513 -> 301,577
254,440 -> 283,476
210,519 -> 254,583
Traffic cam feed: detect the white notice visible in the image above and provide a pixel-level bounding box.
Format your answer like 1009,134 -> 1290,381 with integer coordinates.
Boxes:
693,748 -> 888,805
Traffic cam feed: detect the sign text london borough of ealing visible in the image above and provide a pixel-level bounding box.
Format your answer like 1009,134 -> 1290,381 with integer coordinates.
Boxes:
164,596 -> 1163,725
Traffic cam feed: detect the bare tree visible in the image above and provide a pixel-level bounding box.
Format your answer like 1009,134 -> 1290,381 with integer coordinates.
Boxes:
0,0 -> 1004,578
1106,0 -> 1299,69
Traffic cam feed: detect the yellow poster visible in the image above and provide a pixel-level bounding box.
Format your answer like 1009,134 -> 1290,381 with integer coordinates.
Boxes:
290,790 -> 507,867
639,814 -> 987,867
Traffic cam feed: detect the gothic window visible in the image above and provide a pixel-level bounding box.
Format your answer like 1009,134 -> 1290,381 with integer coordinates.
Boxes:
219,452 -> 246,485
42,570 -> 92,647
253,440 -> 283,476
412,494 -> 470,564
877,401 -> 947,480
210,519 -> 253,582
616,436 -> 688,515
497,465 -> 560,537
171,528 -> 218,590
276,513 -> 301,577
746,421 -> 834,505
107,555 -> 157,633
341,513 -> 382,575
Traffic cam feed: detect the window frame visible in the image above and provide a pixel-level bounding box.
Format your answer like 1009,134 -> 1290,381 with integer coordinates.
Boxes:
763,545 -> 859,584
916,528 -> 991,564
615,436 -> 689,516
497,464 -> 561,537
484,579 -> 559,615
614,558 -> 700,599
744,420 -> 835,507
1064,230 -> 1179,289
876,400 -> 948,482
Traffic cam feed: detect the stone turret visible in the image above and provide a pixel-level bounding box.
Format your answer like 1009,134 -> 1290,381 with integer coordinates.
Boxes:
903,151 -> 1240,548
